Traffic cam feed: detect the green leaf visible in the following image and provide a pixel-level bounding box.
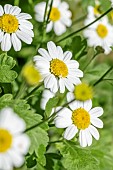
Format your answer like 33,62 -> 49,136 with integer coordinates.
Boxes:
0,53 -> 17,83
45,96 -> 59,117
57,141 -> 100,170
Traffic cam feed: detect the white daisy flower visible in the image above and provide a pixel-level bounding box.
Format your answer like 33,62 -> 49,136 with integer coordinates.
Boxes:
34,0 -> 72,36
54,100 -> 103,147
0,4 -> 34,51
0,107 -> 30,170
34,41 -> 83,93
83,17 -> 113,54
41,89 -> 55,110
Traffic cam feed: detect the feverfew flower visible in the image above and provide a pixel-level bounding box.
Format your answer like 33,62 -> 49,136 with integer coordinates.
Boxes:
83,17 -> 113,54
34,0 -> 72,36
0,107 -> 30,170
67,82 -> 93,101
34,41 -> 83,93
22,63 -> 42,86
0,4 -> 34,51
54,100 -> 103,147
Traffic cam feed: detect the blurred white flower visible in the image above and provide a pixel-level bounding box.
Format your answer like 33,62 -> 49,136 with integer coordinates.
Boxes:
0,4 -> 34,51
54,100 -> 103,147
0,107 -> 30,170
83,17 -> 113,54
34,41 -> 83,93
34,0 -> 72,36
110,0 -> 113,7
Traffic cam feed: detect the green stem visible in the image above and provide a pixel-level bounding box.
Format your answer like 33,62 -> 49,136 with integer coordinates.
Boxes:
93,66 -> 113,86
49,139 -> 63,144
15,81 -> 27,99
83,53 -> 98,71
24,82 -> 43,100
56,7 -> 112,43
25,98 -> 75,132
46,0 -> 54,25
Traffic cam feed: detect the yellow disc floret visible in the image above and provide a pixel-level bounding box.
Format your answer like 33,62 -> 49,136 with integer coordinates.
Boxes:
50,59 -> 68,78
0,14 -> 19,33
72,108 -> 90,129
96,24 -> 108,38
0,129 -> 13,153
74,83 -> 93,101
50,7 -> 61,22
22,63 -> 42,86
94,5 -> 100,16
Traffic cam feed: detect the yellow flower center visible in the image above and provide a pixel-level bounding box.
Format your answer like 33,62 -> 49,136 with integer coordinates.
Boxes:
74,83 -> 93,101
50,59 -> 68,78
0,129 -> 13,153
0,14 -> 19,33
22,63 -> 42,86
72,108 -> 90,129
93,5 -> 100,16
96,24 -> 108,38
50,7 -> 61,22
110,11 -> 113,20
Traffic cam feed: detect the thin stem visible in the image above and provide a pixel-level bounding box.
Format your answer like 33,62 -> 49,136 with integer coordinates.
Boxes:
56,7 -> 112,43
46,0 -> 53,25
25,99 -> 75,132
15,81 -> 27,99
24,82 -> 43,100
93,66 -> 113,86
49,139 -> 63,144
83,53 -> 98,71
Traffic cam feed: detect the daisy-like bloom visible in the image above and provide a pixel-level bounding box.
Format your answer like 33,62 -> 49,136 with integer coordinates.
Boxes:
0,4 -> 34,51
83,17 -> 113,54
54,100 -> 103,147
67,82 -> 93,102
34,0 -> 72,36
0,107 -> 30,170
41,89 -> 55,110
110,0 -> 113,8
22,62 -> 42,86
34,41 -> 83,93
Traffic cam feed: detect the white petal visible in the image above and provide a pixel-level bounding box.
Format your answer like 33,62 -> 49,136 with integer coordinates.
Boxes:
17,13 -> 32,19
0,5 -> 4,16
88,125 -> 99,140
59,78 -> 65,93
75,69 -> 83,77
16,30 -> 32,44
0,31 -> 4,43
11,33 -> 22,51
54,116 -> 72,128
46,21 -> 53,33
13,134 -> 30,155
19,26 -> 34,37
0,154 -> 12,170
19,20 -> 33,29
85,128 -> 92,146
64,124 -> 78,140
79,130 -> 87,147
83,100 -> 92,112
47,41 -> 58,59
54,21 -> 66,36
91,118 -> 103,128
4,4 -> 12,14
57,46 -> 64,60
66,60 -> 79,69
63,51 -> 72,61
89,107 -> 103,118
69,100 -> 84,111
38,48 -> 51,60
56,107 -> 72,118
8,149 -> 24,167
1,33 -> 11,51
50,76 -> 59,93
9,6 -> 21,15
63,78 -> 74,92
